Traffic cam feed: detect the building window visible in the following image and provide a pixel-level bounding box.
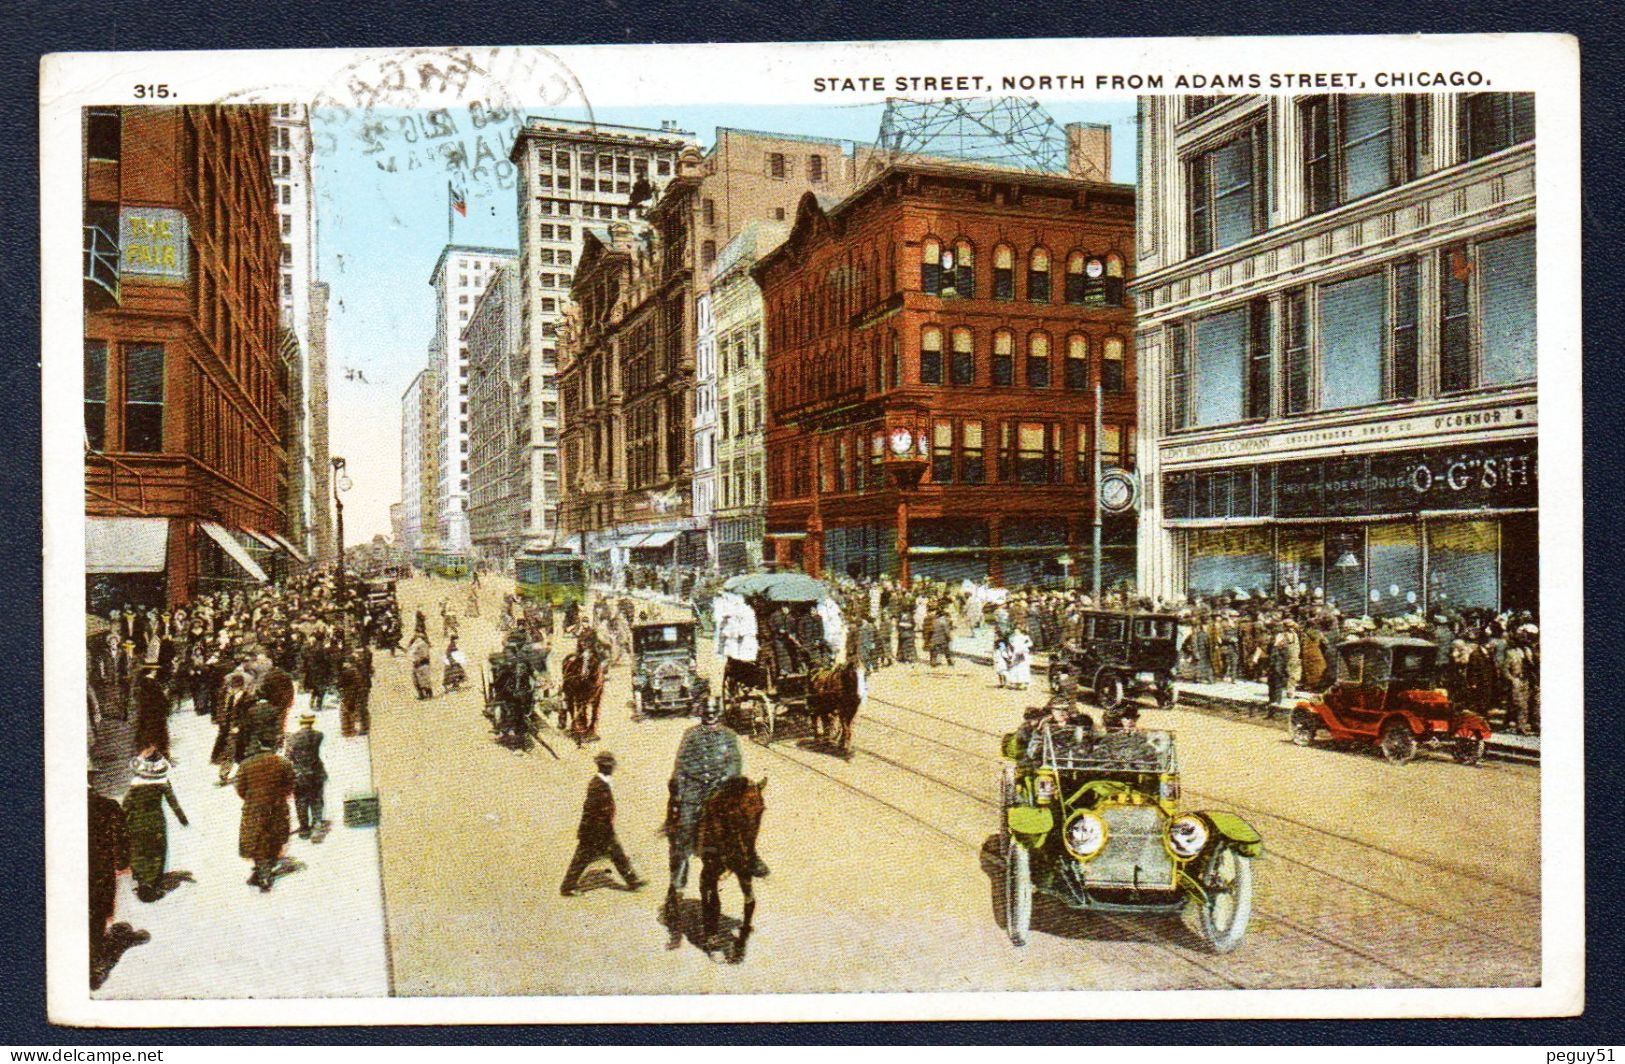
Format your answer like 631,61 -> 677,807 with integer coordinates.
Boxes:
1318,272 -> 1388,410
992,329 -> 1014,386
84,340 -> 107,450
1105,253 -> 1126,306
87,108 -> 121,162
1301,95 -> 1428,214
1027,248 -> 1051,303
960,421 -> 985,484
920,238 -> 943,295
1190,307 -> 1250,428
774,207 -> 786,221
993,245 -> 1014,300
702,198 -> 715,226
950,327 -> 974,385
932,421 -> 953,484
280,185 -> 290,205
1026,332 -> 1051,388
768,152 -> 786,178
1187,123 -> 1266,256
1184,96 -> 1228,119
1016,422 -> 1049,485
1166,325 -> 1190,429
657,159 -> 671,175
123,343 -> 165,453
1065,252 -> 1088,304
1246,301 -> 1271,419
1441,230 -> 1537,392
1284,289 -> 1311,414
702,240 -> 716,267
1460,93 -> 1535,162
1065,334 -> 1089,391
808,154 -> 825,182
919,326 -> 943,385
888,332 -> 901,389
1392,259 -> 1420,400
950,240 -> 974,298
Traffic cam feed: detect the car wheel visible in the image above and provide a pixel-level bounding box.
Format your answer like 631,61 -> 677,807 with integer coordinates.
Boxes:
1005,838 -> 1032,947
1452,736 -> 1486,766
1096,670 -> 1125,711
1289,708 -> 1318,747
1196,845 -> 1253,954
1379,718 -> 1417,764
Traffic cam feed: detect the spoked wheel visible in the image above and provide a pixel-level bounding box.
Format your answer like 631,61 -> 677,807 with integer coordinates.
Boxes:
1289,708 -> 1318,747
1005,838 -> 1032,947
1452,736 -> 1486,766
1095,670 -> 1125,711
1379,718 -> 1417,764
1195,845 -> 1253,953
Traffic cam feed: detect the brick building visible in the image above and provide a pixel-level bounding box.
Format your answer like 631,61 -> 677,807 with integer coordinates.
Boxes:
752,156 -> 1138,588
84,105 -> 293,610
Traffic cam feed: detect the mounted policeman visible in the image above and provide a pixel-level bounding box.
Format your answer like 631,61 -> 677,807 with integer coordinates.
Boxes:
663,697 -> 769,925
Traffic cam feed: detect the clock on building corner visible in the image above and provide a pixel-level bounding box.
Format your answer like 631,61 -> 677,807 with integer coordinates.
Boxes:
1099,468 -> 1138,513
889,427 -> 914,456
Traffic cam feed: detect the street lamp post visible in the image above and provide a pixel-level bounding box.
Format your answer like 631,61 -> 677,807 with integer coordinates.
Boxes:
332,456 -> 352,594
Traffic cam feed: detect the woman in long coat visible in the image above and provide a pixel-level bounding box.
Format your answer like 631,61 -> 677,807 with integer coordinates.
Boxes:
236,738 -> 295,891
132,667 -> 171,760
123,748 -> 188,902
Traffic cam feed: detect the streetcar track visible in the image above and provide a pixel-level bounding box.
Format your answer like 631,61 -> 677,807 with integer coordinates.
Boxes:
867,694 -> 1542,904
857,701 -> 1540,963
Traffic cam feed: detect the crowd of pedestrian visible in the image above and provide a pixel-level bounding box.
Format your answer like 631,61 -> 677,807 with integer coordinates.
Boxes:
86,569 -> 393,989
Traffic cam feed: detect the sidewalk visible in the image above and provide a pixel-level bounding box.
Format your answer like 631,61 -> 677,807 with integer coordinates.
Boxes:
948,628 -> 1541,762
93,685 -> 391,999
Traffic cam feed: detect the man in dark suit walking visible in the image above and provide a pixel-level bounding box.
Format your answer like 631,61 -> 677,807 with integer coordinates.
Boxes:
560,752 -> 646,896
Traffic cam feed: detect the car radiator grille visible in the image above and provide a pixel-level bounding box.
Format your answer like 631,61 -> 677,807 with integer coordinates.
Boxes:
1087,804 -> 1173,888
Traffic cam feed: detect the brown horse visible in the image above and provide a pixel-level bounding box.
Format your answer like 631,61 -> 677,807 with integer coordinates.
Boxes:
560,640 -> 606,743
807,660 -> 864,753
696,776 -> 767,963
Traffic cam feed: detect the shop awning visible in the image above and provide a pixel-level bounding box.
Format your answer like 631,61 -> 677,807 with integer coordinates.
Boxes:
631,530 -> 679,550
199,521 -> 268,583
246,529 -> 282,552
86,516 -> 170,574
267,532 -> 309,564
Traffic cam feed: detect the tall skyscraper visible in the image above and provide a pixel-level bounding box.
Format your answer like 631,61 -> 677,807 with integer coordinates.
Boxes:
427,244 -> 516,554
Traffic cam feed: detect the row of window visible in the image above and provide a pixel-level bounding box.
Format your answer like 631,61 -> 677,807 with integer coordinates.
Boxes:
537,199 -> 634,220
1166,229 -> 1535,430
538,175 -> 636,194
533,148 -> 671,177
765,151 -> 827,183
718,455 -> 765,511
920,240 -> 1128,307
917,326 -> 1128,391
770,419 -> 1135,500
1185,92 -> 1534,259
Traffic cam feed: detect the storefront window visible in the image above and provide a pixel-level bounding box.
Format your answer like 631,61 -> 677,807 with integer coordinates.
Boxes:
1187,527 -> 1273,599
1428,520 -> 1500,611
1276,527 -> 1324,597
1367,522 -> 1422,618
1323,528 -> 1366,615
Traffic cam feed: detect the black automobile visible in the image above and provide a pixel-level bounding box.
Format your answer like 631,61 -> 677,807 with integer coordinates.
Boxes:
630,621 -> 710,717
1048,610 -> 1180,710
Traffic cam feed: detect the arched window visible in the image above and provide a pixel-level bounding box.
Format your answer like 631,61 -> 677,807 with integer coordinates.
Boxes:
952,239 -> 975,298
921,237 -> 943,295
950,326 -> 975,385
1027,332 -> 1051,388
889,331 -> 902,389
1028,248 -> 1052,303
1066,251 -> 1088,303
1065,333 -> 1089,390
1105,252 -> 1126,306
920,326 -> 943,385
992,329 -> 1014,386
993,244 -> 1015,300
1102,336 -> 1126,393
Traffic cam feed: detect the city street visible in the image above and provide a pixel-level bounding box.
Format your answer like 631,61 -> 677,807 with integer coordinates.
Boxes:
369,576 -> 1542,995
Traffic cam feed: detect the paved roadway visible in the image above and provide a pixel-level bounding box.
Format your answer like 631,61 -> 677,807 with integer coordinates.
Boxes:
370,576 -> 1541,995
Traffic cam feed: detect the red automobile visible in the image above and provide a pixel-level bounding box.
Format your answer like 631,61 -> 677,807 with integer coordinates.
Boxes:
1290,636 -> 1493,765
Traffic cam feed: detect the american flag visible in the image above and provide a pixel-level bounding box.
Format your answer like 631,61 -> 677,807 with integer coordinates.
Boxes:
449,181 -> 467,217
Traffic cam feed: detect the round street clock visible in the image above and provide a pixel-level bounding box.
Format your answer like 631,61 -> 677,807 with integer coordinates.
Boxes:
889,427 -> 914,455
1099,468 -> 1138,513
1085,258 -> 1105,279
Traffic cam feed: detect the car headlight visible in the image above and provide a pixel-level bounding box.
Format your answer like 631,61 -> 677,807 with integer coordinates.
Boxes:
1033,772 -> 1058,805
1166,814 -> 1209,859
1064,811 -> 1108,861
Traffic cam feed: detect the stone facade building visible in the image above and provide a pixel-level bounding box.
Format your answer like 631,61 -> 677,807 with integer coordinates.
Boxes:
753,152 -> 1138,588
1131,92 -> 1537,615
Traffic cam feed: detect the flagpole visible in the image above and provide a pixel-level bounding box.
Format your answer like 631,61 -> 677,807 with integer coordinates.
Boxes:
447,182 -> 454,245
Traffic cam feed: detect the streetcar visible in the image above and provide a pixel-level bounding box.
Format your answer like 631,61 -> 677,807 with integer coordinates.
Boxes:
514,548 -> 588,607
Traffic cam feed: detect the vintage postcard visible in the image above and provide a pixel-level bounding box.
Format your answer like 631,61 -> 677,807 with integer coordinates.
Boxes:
41,34 -> 1581,1025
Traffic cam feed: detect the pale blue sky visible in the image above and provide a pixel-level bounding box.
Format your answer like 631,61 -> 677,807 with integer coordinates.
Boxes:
314,100 -> 1138,539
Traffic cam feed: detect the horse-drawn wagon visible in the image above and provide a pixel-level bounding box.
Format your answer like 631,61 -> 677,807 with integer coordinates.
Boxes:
713,572 -> 862,748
